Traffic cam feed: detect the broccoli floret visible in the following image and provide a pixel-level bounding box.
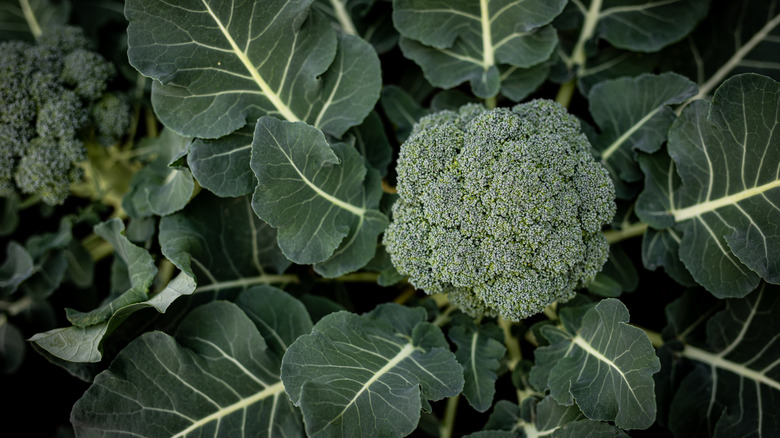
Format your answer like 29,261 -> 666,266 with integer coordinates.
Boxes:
14,138 -> 85,205
91,93 -> 131,145
383,100 -> 616,321
61,49 -> 115,100
0,26 -> 126,205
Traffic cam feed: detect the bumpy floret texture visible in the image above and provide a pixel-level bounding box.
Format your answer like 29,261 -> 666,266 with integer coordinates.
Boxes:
0,26 -> 123,205
383,100 -> 616,321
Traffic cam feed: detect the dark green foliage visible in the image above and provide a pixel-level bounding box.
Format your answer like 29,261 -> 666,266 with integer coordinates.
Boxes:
384,100 -> 616,320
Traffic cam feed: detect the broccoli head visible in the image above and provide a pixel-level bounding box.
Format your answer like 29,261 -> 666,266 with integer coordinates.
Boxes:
0,25 -> 127,205
383,100 -> 616,321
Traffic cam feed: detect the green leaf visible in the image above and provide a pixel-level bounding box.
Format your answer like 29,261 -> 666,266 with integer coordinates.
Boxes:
160,192 -> 292,296
0,242 -> 34,298
380,85 -> 429,143
448,317 -> 505,412
281,303 -> 464,437
0,320 -> 25,374
65,219 -> 157,327
0,0 -> 71,41
188,127 -> 255,197
394,0 -> 565,98
563,0 -> 708,54
126,0 -> 380,138
641,227 -> 697,287
71,294 -> 306,436
530,299 -> 661,430
667,0 -> 780,101
123,129 -> 195,218
0,194 -> 19,236
588,73 -> 697,192
350,111 -> 393,177
499,63 -> 550,102
251,116 -> 388,269
663,284 -> 780,438
314,0 -> 398,54
30,271 -> 196,363
588,244 -> 638,298
636,74 -> 780,298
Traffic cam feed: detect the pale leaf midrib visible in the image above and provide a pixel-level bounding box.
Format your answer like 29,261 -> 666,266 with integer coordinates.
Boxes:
571,334 -> 646,413
601,106 -> 662,161
671,179 -> 780,221
200,0 -> 300,122
319,343 -> 416,433
682,345 -> 780,391
171,381 -> 286,438
265,127 -> 367,217
479,0 -> 494,70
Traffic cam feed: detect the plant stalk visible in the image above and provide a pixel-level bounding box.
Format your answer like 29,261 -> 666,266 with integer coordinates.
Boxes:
604,222 -> 649,244
439,395 -> 460,438
499,317 -> 522,370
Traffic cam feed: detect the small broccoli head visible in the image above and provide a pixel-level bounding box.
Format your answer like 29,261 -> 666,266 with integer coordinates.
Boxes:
14,137 -> 85,205
61,49 -> 115,101
383,100 -> 616,321
90,93 -> 131,145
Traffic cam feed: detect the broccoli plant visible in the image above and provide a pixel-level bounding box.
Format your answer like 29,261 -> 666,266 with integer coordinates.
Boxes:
1,0 -> 780,437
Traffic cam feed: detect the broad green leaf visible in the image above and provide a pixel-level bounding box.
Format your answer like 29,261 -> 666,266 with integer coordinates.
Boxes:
668,0 -> 780,101
188,127 -> 255,197
0,319 -> 25,374
394,0 -> 565,98
0,0 -> 71,41
573,48 -> 659,95
314,0 -> 398,54
663,284 -> 780,438
380,85 -> 429,143
72,295 -> 307,436
30,271 -> 196,363
123,129 -> 194,218
0,194 -> 19,235
235,285 -> 313,358
350,111 -> 392,177
126,0 -> 380,139
474,398 -> 628,438
530,299 -> 661,430
160,192 -> 292,297
557,0 -> 708,69
587,244 -> 638,298
587,73 -> 697,193
636,74 -> 780,298
65,219 -> 157,327
640,227 -> 696,287
281,303 -> 464,437
499,63 -> 550,102
251,116 -> 388,270
0,242 -> 34,298
448,317 -> 505,412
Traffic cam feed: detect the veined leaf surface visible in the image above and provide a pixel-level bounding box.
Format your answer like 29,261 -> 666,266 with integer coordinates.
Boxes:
251,116 -> 387,269
449,317 -> 505,412
281,303 -> 464,437
393,0 -> 565,98
662,285 -> 780,437
160,192 -> 292,298
71,289 -> 309,437
125,0 -> 380,139
588,73 -> 697,193
636,74 -> 780,297
530,299 -> 660,430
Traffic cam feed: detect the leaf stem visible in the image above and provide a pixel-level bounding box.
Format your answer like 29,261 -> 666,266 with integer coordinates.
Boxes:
555,80 -> 576,108
19,0 -> 42,39
569,0 -> 603,71
193,274 -> 300,293
632,324 -> 663,348
325,272 -> 380,283
433,304 -> 458,327
18,194 -> 41,210
0,295 -> 33,317
329,0 -> 358,35
604,222 -> 649,244
485,95 -> 498,109
499,317 -> 522,370
439,395 -> 459,438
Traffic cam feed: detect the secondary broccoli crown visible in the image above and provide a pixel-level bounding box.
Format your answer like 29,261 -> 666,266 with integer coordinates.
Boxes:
384,100 -> 616,321
0,26 -> 124,205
